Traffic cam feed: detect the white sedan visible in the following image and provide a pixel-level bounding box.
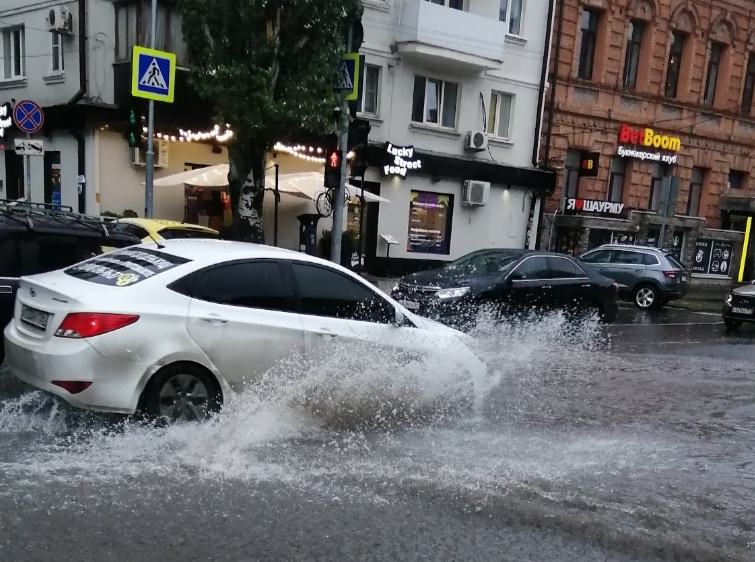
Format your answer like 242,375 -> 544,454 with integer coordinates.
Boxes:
4,240 -> 483,421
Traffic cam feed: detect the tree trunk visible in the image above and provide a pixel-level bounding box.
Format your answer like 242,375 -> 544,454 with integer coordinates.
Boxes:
228,142 -> 266,243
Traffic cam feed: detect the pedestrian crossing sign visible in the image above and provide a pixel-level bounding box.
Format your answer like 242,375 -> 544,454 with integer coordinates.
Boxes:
334,53 -> 360,101
131,46 -> 176,103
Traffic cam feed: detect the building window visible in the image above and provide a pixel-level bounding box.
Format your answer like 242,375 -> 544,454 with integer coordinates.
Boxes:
608,157 -> 625,203
407,191 -> 454,255
729,170 -> 746,190
622,21 -> 644,89
359,65 -> 380,116
743,53 -> 755,115
578,10 -> 599,80
648,163 -> 669,211
687,167 -> 704,217
563,150 -> 581,199
664,31 -> 685,98
427,0 -> 464,10
499,0 -> 523,36
703,43 -> 723,107
1,27 -> 25,80
411,76 -> 459,129
116,1 -> 188,66
487,92 -> 513,139
51,32 -> 64,73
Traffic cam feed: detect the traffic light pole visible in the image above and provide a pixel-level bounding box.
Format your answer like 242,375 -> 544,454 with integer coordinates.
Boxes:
330,27 -> 353,265
143,0 -> 157,219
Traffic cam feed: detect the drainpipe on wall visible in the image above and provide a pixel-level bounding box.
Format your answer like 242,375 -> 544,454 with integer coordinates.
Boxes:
67,0 -> 87,214
534,0 -> 563,250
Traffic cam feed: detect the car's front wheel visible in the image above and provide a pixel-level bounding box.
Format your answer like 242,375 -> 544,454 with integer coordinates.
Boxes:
140,363 -> 222,423
633,284 -> 658,310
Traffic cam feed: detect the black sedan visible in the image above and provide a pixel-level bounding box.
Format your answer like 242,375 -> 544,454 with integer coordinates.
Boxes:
390,249 -> 619,330
722,283 -> 755,330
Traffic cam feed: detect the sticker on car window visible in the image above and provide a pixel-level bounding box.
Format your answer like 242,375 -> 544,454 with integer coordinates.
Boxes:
64,248 -> 190,286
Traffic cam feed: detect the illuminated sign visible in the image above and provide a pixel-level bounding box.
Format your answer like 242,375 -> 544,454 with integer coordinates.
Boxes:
617,124 -> 681,164
382,142 -> 422,178
579,151 -> 599,177
0,102 -> 12,138
565,198 -> 625,216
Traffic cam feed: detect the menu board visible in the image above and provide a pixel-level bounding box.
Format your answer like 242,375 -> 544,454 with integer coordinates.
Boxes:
407,191 -> 453,255
691,239 -> 733,276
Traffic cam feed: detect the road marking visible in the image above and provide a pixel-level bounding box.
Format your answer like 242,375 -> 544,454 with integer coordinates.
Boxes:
611,321 -> 724,327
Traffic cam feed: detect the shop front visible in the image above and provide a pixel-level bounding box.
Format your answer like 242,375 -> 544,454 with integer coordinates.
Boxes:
547,121 -> 743,290
361,142 -> 556,277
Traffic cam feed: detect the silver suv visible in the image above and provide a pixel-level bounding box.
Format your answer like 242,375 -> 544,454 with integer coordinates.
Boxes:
578,245 -> 688,309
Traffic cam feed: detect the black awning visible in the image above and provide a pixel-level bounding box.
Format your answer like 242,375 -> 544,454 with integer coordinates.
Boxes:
367,143 -> 555,194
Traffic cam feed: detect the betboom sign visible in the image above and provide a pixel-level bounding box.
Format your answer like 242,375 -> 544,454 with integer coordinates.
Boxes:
617,124 -> 681,164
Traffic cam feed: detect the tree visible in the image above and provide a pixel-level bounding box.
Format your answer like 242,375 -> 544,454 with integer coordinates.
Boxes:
178,0 -> 363,242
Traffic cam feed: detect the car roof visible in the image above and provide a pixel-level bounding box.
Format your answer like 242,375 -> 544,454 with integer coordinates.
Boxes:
134,239 -> 318,264
118,218 -> 219,234
0,210 -> 138,243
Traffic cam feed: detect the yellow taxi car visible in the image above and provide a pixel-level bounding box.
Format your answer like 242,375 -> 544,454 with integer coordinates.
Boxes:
114,218 -> 221,243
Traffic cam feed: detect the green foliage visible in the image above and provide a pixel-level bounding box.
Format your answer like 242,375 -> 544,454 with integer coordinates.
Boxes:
177,0 -> 363,145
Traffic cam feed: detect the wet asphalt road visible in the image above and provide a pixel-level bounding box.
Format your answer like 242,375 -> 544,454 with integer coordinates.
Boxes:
1,305 -> 754,562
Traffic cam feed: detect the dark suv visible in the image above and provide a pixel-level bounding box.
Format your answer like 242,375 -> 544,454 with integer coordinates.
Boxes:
0,200 -> 139,363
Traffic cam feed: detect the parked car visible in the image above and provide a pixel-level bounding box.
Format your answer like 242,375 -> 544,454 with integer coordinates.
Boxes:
4,240 -> 482,422
722,283 -> 755,330
0,200 -> 140,364
115,218 -> 220,243
390,249 -> 619,329
578,244 -> 688,310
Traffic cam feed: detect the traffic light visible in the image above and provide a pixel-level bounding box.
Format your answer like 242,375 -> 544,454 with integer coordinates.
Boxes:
125,108 -> 142,149
324,149 -> 341,189
349,119 -> 371,177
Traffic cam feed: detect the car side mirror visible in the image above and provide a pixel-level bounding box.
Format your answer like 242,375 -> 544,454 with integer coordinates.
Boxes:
504,271 -> 525,286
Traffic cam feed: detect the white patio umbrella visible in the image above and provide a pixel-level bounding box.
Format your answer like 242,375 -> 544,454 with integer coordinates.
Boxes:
151,164 -> 230,188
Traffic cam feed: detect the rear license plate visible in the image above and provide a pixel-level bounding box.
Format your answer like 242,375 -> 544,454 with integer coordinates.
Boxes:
732,307 -> 753,315
399,300 -> 420,311
20,305 -> 49,330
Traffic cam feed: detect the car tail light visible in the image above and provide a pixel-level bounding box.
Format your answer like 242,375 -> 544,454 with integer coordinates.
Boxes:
52,381 -> 93,394
55,313 -> 139,339
663,271 -> 678,278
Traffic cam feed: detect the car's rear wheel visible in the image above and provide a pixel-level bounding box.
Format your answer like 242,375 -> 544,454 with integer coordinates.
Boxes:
724,318 -> 743,331
140,363 -> 222,423
633,284 -> 658,310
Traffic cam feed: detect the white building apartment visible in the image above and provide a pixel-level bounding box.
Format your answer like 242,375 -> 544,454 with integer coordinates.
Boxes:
0,0 -> 556,274
0,0 -> 228,221
355,0 -> 555,274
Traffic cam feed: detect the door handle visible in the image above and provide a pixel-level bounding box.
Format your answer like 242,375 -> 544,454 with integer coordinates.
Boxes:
0,285 -> 12,294
541,285 -> 552,289
315,329 -> 337,338
581,284 -> 591,288
200,316 -> 228,325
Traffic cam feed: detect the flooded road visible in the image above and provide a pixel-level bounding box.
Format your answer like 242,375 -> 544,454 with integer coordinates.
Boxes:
1,307 -> 754,561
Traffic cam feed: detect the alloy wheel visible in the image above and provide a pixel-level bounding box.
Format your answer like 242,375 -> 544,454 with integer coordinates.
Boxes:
158,373 -> 210,422
635,287 -> 656,309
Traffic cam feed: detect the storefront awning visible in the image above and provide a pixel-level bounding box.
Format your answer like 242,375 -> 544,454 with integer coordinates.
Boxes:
149,167 -> 390,203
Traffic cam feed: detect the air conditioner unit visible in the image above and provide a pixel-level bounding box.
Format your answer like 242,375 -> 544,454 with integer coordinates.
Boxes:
466,130 -> 489,151
47,6 -> 73,34
462,180 -> 490,206
131,139 -> 169,168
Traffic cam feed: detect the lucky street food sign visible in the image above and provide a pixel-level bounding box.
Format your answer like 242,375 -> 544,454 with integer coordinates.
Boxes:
565,198 -> 625,216
617,124 -> 681,164
382,142 -> 422,178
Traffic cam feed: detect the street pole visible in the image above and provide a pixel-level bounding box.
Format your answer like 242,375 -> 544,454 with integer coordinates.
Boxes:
359,174 -> 366,272
330,26 -> 353,265
144,0 -> 157,218
274,163 -> 280,247
24,133 -> 30,201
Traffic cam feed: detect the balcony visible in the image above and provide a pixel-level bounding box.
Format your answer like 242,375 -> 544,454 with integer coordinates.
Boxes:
396,0 -> 506,72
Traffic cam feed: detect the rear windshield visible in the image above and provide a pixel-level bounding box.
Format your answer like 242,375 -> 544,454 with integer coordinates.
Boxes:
159,228 -> 220,240
665,254 -> 686,270
64,248 -> 190,287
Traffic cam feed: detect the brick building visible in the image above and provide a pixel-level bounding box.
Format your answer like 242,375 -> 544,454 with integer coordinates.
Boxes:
539,0 -> 755,284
